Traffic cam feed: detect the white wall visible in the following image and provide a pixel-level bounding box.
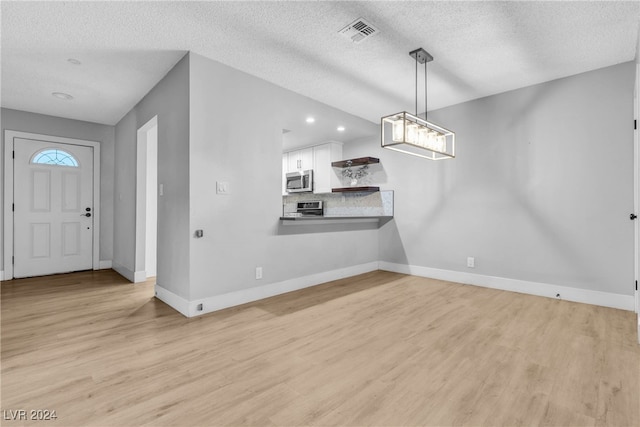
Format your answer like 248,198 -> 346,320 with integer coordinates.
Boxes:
113,54 -> 190,297
345,62 -> 636,297
188,53 -> 379,301
0,108 -> 115,269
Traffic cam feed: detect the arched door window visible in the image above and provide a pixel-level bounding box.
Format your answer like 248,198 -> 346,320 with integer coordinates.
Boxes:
31,149 -> 79,167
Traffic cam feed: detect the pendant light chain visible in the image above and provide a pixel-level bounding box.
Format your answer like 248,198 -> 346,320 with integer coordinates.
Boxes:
424,58 -> 428,122
415,54 -> 418,117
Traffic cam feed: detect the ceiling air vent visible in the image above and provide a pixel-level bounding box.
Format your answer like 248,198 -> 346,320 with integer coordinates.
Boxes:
338,18 -> 379,44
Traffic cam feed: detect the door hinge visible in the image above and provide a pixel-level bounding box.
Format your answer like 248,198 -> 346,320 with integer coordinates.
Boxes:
12,203 -> 14,212
12,150 -> 15,159
636,280 -> 638,291
635,119 -> 637,130
12,256 -> 14,265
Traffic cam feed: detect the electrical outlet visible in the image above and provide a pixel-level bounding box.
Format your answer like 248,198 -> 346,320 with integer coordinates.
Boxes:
467,257 -> 475,268
255,267 -> 263,280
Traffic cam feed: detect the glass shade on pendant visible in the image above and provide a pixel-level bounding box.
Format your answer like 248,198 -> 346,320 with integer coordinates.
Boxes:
381,112 -> 455,160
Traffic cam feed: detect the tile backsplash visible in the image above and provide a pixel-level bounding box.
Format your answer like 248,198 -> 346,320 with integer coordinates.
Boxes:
283,190 -> 393,217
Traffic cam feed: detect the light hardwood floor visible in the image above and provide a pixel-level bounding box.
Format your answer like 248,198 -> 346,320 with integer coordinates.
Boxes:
1,270 -> 639,426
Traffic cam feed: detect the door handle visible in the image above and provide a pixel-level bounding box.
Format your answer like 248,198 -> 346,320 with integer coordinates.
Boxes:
81,213 -> 92,217
631,213 -> 637,220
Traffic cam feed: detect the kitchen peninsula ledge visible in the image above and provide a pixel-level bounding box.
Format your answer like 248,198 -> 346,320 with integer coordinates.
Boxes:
282,190 -> 394,225
280,215 -> 393,226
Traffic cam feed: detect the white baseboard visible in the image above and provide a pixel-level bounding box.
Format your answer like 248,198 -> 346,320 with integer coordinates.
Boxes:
148,260 -> 635,317
182,261 -> 379,317
112,261 -> 146,283
112,261 -> 135,282
379,262 -> 635,312
154,284 -> 190,317
133,270 -> 146,283
99,260 -> 112,270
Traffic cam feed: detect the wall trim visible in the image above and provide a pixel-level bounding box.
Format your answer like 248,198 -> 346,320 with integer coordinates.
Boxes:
154,284 -> 190,317
112,261 -> 146,283
145,261 -> 636,317
0,270 -> 4,281
181,261 -> 379,317
112,261 -> 135,282
135,116 -> 158,279
99,260 -> 112,270
133,271 -> 146,283
379,262 -> 635,312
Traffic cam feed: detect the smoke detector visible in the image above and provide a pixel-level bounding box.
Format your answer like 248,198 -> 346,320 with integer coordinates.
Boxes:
339,18 -> 379,44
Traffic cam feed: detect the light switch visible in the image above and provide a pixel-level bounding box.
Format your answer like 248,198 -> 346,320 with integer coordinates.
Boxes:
159,183 -> 164,196
216,181 -> 230,195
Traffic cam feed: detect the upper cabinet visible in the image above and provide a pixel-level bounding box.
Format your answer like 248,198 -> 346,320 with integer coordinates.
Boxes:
286,147 -> 313,172
313,142 -> 343,194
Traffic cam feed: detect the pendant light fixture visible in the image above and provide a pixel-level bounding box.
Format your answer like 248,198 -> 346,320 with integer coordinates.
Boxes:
381,48 -> 455,160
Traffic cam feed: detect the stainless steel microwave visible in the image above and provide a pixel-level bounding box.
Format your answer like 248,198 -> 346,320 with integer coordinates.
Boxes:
286,170 -> 313,193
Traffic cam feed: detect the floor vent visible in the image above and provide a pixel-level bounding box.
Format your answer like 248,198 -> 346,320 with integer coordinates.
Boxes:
339,18 -> 379,44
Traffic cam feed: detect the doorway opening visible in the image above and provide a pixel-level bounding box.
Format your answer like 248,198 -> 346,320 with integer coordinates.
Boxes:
135,116 -> 158,282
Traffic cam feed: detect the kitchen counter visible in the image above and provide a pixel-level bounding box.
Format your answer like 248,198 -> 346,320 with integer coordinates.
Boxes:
280,215 -> 393,226
283,190 -> 394,219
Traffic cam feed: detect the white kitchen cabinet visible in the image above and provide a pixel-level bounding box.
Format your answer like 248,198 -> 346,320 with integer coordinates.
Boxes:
282,153 -> 289,195
283,142 -> 343,194
287,147 -> 313,172
313,142 -> 343,193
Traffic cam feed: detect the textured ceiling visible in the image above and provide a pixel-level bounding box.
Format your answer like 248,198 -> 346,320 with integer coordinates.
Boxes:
2,1 -> 639,133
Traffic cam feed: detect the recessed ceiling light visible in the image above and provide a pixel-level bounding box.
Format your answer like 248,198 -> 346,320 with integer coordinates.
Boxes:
52,92 -> 74,100
305,117 -> 315,123
67,58 -> 81,65
337,126 -> 346,132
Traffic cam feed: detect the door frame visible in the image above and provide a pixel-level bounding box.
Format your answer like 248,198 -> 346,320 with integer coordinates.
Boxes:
135,116 -> 158,282
3,130 -> 101,280
635,62 -> 640,343
636,62 -> 639,313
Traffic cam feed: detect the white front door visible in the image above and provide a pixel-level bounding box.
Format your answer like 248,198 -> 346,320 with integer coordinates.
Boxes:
13,138 -> 94,278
